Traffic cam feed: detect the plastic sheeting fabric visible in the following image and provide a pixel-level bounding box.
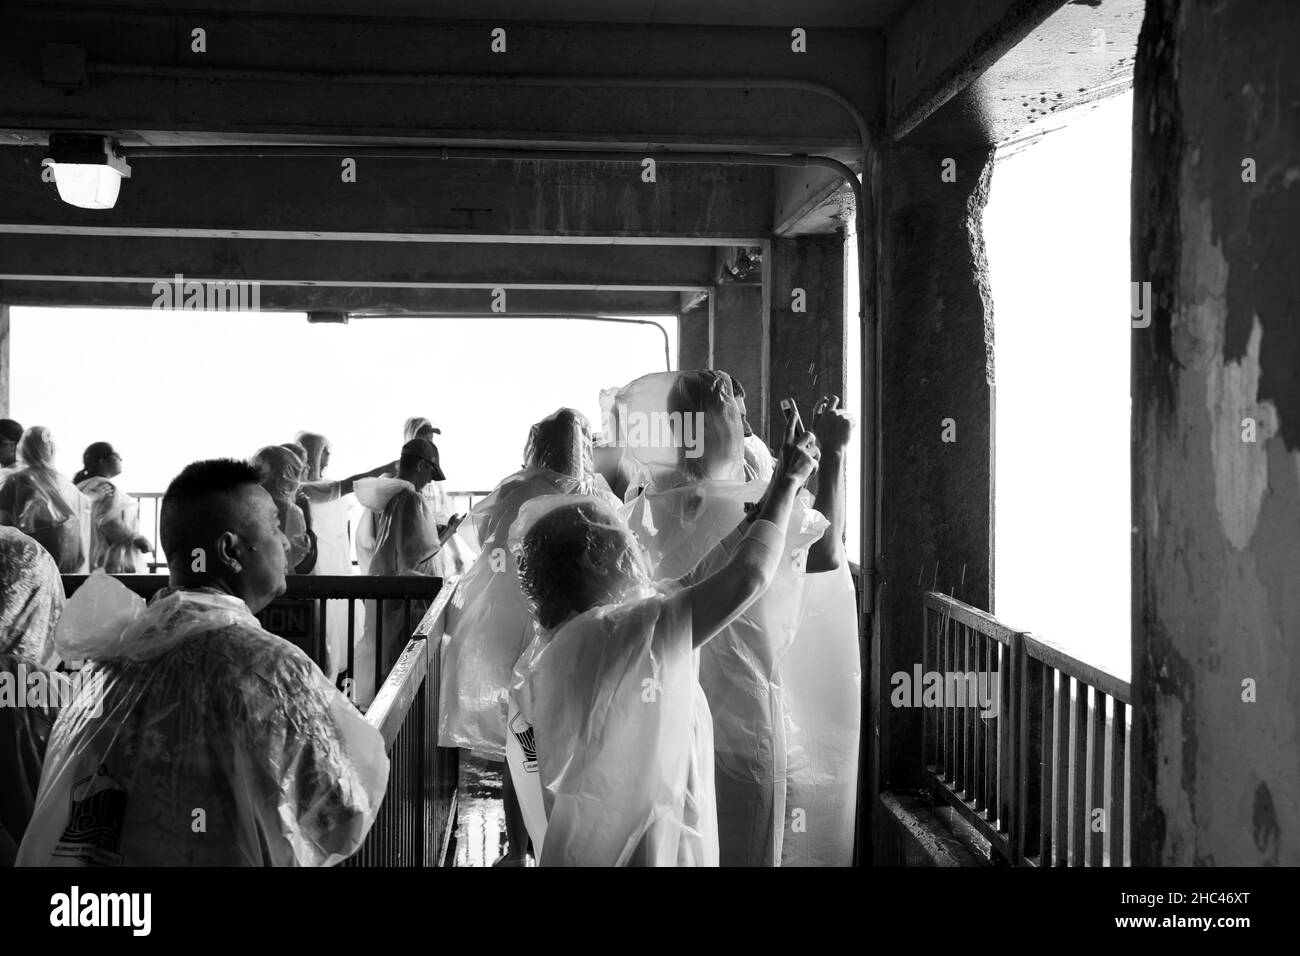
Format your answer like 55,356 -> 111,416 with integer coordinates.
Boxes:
0,526 -> 64,666
353,477 -> 439,707
252,446 -> 313,570
504,631 -> 548,858
780,563 -> 862,866
1,468 -> 89,573
0,652 -> 58,865
511,577 -> 717,867
743,433 -> 776,483
300,481 -> 358,683
76,477 -> 144,574
625,480 -> 826,865
438,469 -> 618,758
439,409 -> 618,758
17,580 -> 388,866
612,370 -> 747,493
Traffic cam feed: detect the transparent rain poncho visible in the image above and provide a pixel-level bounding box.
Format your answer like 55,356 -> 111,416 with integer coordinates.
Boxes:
506,494 -> 717,866
781,562 -> 862,866
251,445 -> 313,571
76,477 -> 145,574
0,428 -> 90,573
617,370 -> 827,866
17,577 -> 388,866
438,409 -> 619,758
352,477 -> 441,707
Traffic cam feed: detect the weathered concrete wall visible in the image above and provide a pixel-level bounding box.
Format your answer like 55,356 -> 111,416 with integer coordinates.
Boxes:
711,283 -> 766,438
678,308 -> 710,373
1132,0 -> 1300,866
875,145 -> 995,814
768,236 -> 847,446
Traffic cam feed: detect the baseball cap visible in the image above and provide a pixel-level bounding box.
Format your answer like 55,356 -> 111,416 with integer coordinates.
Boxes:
400,438 -> 446,481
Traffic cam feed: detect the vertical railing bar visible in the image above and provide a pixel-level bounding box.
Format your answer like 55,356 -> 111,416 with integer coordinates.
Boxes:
1110,700 -> 1128,867
1052,670 -> 1070,867
1000,637 -> 1015,841
1070,677 -> 1087,867
964,624 -> 975,800
939,609 -> 949,781
1089,686 -> 1107,866
954,622 -> 965,794
347,597 -> 356,696
972,632 -> 985,811
375,598 -> 385,700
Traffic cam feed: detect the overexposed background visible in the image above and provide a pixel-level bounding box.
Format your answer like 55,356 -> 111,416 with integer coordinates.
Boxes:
9,310 -> 675,494
983,91 -> 1133,677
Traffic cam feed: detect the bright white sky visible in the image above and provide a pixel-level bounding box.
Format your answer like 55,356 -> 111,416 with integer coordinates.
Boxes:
9,310 -> 675,494
983,92 -> 1133,677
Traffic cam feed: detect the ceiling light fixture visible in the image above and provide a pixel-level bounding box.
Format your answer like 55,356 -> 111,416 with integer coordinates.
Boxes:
41,133 -> 131,209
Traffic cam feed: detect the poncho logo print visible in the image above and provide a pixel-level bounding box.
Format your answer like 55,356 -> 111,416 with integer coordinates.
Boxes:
53,765 -> 127,866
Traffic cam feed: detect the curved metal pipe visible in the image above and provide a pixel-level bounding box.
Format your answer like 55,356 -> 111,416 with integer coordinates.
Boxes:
92,64 -> 871,154
352,311 -> 674,371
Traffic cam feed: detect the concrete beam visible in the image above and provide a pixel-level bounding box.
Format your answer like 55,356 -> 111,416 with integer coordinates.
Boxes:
2,7 -> 879,153
0,234 -> 715,289
772,165 -> 856,237
885,0 -> 1063,142
0,282 -> 684,315
900,0 -> 1141,150
0,149 -> 775,241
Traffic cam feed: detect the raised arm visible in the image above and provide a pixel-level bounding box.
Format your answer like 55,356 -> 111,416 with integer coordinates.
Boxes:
806,396 -> 855,573
685,411 -> 819,648
307,460 -> 398,499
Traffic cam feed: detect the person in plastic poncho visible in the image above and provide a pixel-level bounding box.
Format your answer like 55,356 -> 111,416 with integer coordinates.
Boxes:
0,528 -> 64,864
618,370 -> 855,866
251,444 -> 316,574
510,414 -> 820,866
16,459 -> 388,867
725,374 -> 777,483
74,442 -> 153,574
353,438 -> 464,708
439,407 -> 619,865
295,431 -> 394,684
0,426 -> 90,573
401,417 -> 476,577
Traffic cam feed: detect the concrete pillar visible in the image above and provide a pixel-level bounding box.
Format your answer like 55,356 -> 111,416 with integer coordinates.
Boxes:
768,236 -> 847,446
1132,0 -> 1300,866
678,307 -> 710,373
0,305 -> 9,418
710,283 -> 766,439
874,145 -> 996,817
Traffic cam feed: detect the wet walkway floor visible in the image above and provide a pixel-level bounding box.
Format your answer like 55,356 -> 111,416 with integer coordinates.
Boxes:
452,753 -> 510,867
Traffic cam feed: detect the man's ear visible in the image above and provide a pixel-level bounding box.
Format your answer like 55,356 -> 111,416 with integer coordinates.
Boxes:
213,530 -> 243,572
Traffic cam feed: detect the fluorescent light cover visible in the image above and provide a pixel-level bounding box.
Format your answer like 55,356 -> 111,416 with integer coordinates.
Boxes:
45,162 -> 125,209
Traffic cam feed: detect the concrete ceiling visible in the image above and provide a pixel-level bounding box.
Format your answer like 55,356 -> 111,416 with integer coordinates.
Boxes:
9,0 -> 913,29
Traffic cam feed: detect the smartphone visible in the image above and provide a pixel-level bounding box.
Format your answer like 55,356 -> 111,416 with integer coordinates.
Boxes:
780,397 -> 805,436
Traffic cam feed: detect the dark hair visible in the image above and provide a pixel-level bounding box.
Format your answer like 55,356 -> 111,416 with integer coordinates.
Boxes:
73,441 -> 115,484
725,374 -> 747,400
0,419 -> 22,443
516,501 -> 639,629
159,458 -> 263,565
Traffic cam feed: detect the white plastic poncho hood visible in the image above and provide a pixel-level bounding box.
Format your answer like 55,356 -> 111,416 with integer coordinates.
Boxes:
18,577 -> 388,866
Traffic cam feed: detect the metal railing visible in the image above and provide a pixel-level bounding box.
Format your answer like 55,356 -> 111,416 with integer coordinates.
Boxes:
131,489 -> 493,573
61,574 -> 443,703
921,592 -> 1131,866
344,577 -> 460,867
